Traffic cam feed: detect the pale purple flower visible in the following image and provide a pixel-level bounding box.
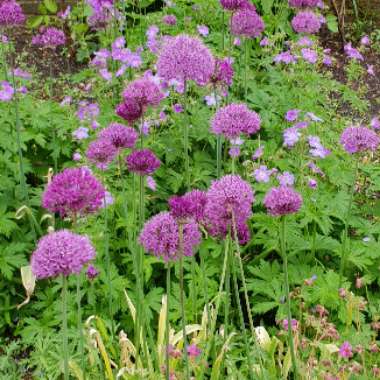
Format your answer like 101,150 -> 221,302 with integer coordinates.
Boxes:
231,9 -> 265,38
42,167 -> 105,218
60,96 -> 72,106
252,146 -> 264,160
32,27 -> 66,48
360,35 -> 370,46
297,36 -> 314,46
308,178 -> 317,189
323,54 -> 332,66
306,112 -> 323,122
0,81 -> 14,102
187,344 -> 201,357
72,127 -> 89,140
98,123 -> 138,150
285,109 -> 300,122
282,318 -> 298,331
339,341 -> 353,359
157,34 -> 215,86
340,126 -> 380,154
294,121 -> 309,129
260,37 -> 270,46
31,230 -> 96,278
12,68 -> 32,79
101,190 -> 114,207
283,127 -> 300,147
229,146 -> 241,157
73,152 -> 82,161
233,37 -> 241,46
99,68 -> 112,81
197,25 -> 209,37
86,264 -> 99,280
253,165 -> 272,183
344,43 -> 364,61
274,51 -> 297,64
77,101 -> 99,122
301,48 -> 318,64
162,14 -> 177,25
86,139 -> 117,170
370,117 -> 380,130
307,161 -> 325,176
288,0 -> 319,7
277,172 -> 295,186
367,65 -> 375,76
264,186 -> 303,216
173,103 -> 184,113
58,6 -> 71,19
204,93 -> 221,107
146,176 -> 157,191
291,11 -> 321,34
308,135 -> 330,158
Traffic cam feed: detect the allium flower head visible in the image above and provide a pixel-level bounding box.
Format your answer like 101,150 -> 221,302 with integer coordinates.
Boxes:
116,99 -> 143,123
157,34 -> 215,86
0,1 -> 26,27
288,0 -> 319,7
211,103 -> 260,139
42,167 -> 105,218
220,0 -> 245,10
86,138 -> 117,170
264,186 -> 303,216
162,14 -> 177,25
125,148 -> 160,175
98,123 -> 138,150
169,195 -> 193,220
211,57 -> 234,87
205,175 -> 254,244
291,11 -> 321,34
31,230 -> 95,278
231,9 -> 265,38
340,126 -> 380,154
32,27 -> 66,48
139,212 -> 201,261
169,190 -> 207,223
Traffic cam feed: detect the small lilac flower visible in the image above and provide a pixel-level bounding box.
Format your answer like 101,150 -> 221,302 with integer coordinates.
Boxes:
125,149 -> 160,175
253,165 -> 272,183
301,48 -> 318,64
12,68 -> 32,79
197,25 -> 209,37
204,94 -> 221,107
323,54 -> 332,66
146,176 -> 157,191
308,178 -> 317,189
294,121 -> 309,129
306,112 -> 323,122
285,109 -> 300,122
274,51 -> 297,64
282,319 -> 298,331
173,103 -> 184,113
60,96 -> 72,106
308,135 -> 331,158
344,43 -> 364,61
360,35 -> 370,46
362,236 -> 370,242
367,65 -> 375,76
233,37 -> 241,46
252,146 -> 264,160
31,230 -> 96,279
264,186 -> 303,216
307,161 -> 325,176
288,0 -> 319,7
370,117 -> 380,130
283,127 -> 300,147
72,127 -> 89,140
101,191 -> 114,208
58,6 -> 71,19
77,101 -> 99,123
340,126 -> 380,154
162,14 -> 177,25
260,37 -> 269,46
86,265 -> 99,280
339,341 -> 353,359
277,172 -> 295,186
187,344 -> 201,358
73,152 -> 82,161
297,36 -> 314,46
0,81 -> 14,102
99,68 -> 112,81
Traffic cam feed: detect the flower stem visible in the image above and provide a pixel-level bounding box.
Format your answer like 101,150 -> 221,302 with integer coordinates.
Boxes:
76,274 -> 86,379
244,38 -> 248,101
62,275 -> 69,380
178,223 -> 190,380
339,159 -> 359,285
280,217 -> 298,379
166,262 -> 171,380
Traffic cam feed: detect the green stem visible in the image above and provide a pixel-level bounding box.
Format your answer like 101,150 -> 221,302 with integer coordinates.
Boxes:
62,275 -> 69,380
213,85 -> 222,178
280,217 -> 298,379
166,262 -> 171,380
76,274 -> 86,379
179,223 -> 190,380
339,159 -> 359,285
224,240 -> 230,340
183,81 -> 190,189
244,38 -> 248,101
191,257 -> 197,323
200,247 -> 211,343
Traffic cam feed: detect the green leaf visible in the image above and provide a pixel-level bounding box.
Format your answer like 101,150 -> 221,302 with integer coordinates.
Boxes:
26,16 -> 44,29
43,0 -> 58,13
326,14 -> 338,33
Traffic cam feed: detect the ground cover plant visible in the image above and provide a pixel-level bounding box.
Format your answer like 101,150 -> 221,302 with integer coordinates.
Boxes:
0,0 -> 380,379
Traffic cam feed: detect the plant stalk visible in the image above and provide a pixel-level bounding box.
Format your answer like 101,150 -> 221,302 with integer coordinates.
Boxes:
62,275 -> 69,380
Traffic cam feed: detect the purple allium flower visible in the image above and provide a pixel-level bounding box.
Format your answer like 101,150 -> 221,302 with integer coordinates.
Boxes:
86,139 -> 117,170
308,178 -> 317,189
125,149 -> 160,175
344,43 -> 364,61
211,57 -> 234,87
371,117 -> 380,130
139,211 -> 201,261
86,264 -> 99,280
146,175 -> 157,191
116,99 -> 143,124
182,190 -> 207,224
264,186 -> 303,216
197,25 -> 209,37
360,35 -> 370,46
168,195 -> 194,220
0,1 -> 26,27
288,0 -> 319,7
0,81 -> 14,102
219,0 -> 245,10
301,48 -> 318,64
87,0 -> 116,29
283,127 -> 300,147
42,167 -> 105,218
122,77 -> 164,110
211,103 -> 260,139
187,344 -> 202,357
308,135 -> 330,158
340,126 -> 380,154
32,27 -> 66,48
31,230 -> 96,278
205,175 -> 254,244
282,318 -> 299,331
173,103 -> 184,113
162,14 -> 177,25
285,109 -> 300,122
157,34 -> 215,86
231,9 -> 265,38
98,123 -> 138,150
72,127 -> 89,140
274,51 -> 297,64
291,11 -> 321,34
339,341 -> 353,359
253,165 -> 272,183
277,172 -> 295,186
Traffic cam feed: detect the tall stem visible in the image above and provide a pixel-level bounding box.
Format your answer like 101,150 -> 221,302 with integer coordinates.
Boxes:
76,274 -> 86,379
280,217 -> 298,379
213,84 -> 222,178
244,38 -> 248,101
62,275 -> 69,380
339,159 -> 359,285
165,262 -> 171,380
183,81 -> 190,189
49,59 -> 58,174
178,223 -> 190,380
